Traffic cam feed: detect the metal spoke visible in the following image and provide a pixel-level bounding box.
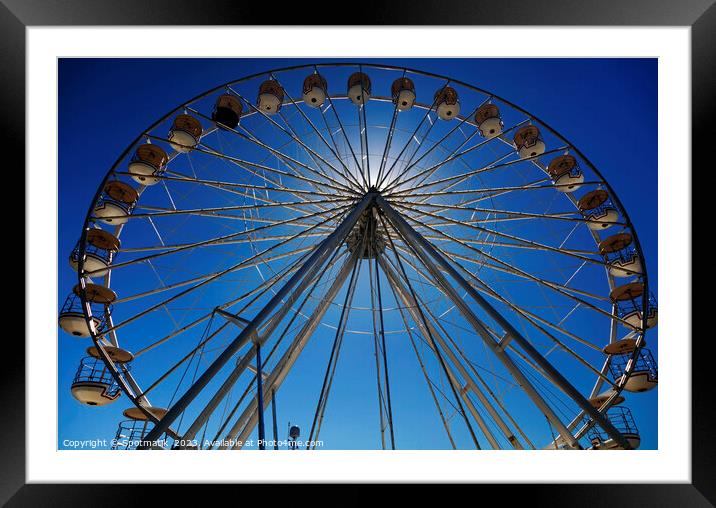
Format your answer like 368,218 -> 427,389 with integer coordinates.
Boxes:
392,201 -> 617,289
116,170 -> 352,200
391,208 -> 626,324
357,65 -> 372,187
306,243 -> 363,448
318,66 -> 368,189
190,105 -> 358,196
380,95 -> 495,191
377,196 -> 631,449
377,78 -> 448,189
120,231 -> 327,255
380,254 -> 505,449
113,245 -> 315,305
124,197 -> 353,222
268,72 -> 365,191
374,71 -> 403,188
391,241 -> 620,389
145,133 -> 358,197
222,248 -> 362,449
106,204 -> 352,336
89,203 -> 347,279
139,193 -> 374,446
378,209 -> 482,449
386,276 -> 458,449
180,240 -> 349,444
396,199 -> 624,227
384,145 -> 567,197
393,180 -> 603,201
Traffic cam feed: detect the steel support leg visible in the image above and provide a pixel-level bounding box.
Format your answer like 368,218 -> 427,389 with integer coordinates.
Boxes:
180,238 -> 345,443
377,196 -> 630,449
271,389 -> 278,450
256,342 -> 266,450
307,250 -> 362,447
382,259 -> 497,448
379,256 -> 521,449
140,194 -> 374,447
220,250 -> 361,449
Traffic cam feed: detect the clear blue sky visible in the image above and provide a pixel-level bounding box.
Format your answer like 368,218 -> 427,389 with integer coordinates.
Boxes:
58,58 -> 657,450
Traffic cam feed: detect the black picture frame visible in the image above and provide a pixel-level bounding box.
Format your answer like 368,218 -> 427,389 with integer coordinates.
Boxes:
5,0 -> 708,503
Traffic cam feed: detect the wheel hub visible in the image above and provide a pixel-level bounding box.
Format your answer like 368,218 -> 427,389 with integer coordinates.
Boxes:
346,204 -> 385,259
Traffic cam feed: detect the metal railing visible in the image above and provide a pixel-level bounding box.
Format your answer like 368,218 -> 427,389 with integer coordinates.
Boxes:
72,356 -> 122,398
609,348 -> 658,381
59,292 -> 111,332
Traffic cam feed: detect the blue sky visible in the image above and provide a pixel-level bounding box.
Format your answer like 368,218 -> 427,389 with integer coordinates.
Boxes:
58,58 -> 657,450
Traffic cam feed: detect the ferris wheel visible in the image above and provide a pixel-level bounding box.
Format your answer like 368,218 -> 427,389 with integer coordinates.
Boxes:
59,63 -> 657,451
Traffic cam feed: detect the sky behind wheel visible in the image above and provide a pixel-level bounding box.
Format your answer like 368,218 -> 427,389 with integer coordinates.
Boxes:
57,58 -> 657,450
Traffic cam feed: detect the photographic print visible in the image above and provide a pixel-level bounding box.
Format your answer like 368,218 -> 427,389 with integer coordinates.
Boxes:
57,58 -> 658,452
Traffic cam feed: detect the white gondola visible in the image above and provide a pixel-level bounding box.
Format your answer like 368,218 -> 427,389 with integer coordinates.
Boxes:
112,420 -> 155,449
609,253 -> 643,278
434,86 -> 460,120
70,384 -> 117,406
212,93 -> 243,129
70,364 -> 122,406
584,208 -> 619,230
59,282 -> 116,337
70,347 -> 131,406
302,73 -> 328,108
257,80 -> 285,115
622,307 -> 658,329
513,125 -> 545,159
93,200 -> 129,225
113,406 -> 169,449
599,232 -> 643,277
605,340 -> 659,393
58,304 -> 102,337
69,228 -> 120,276
553,172 -> 584,192
609,282 -> 658,330
93,181 -> 138,225
547,154 -> 584,193
168,114 -> 202,153
347,72 -> 371,106
623,371 -> 658,392
128,143 -> 169,186
578,189 -> 619,230
391,77 -> 416,111
588,407 -> 641,450
475,103 -> 503,138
